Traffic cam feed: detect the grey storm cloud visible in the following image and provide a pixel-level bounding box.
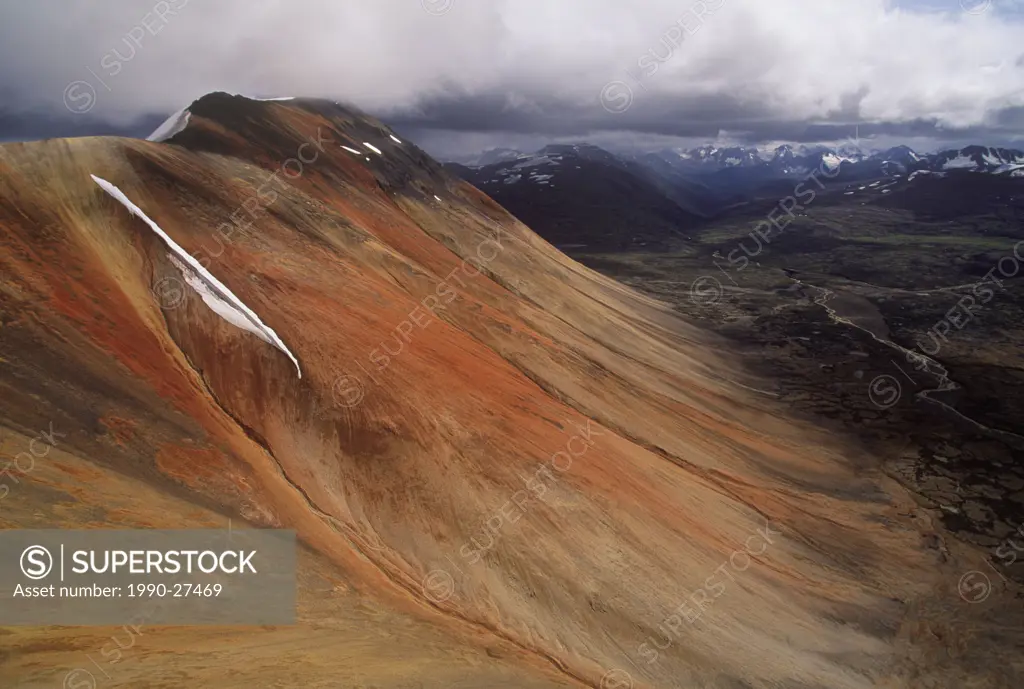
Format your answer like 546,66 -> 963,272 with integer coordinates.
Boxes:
1,0 -> 1023,153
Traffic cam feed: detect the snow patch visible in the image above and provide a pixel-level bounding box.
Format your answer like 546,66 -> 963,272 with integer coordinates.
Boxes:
982,151 -> 1003,166
166,255 -> 272,344
821,153 -> 843,171
389,134 -> 402,144
363,142 -> 383,155
147,108 -> 191,142
90,175 -> 302,378
942,154 -> 977,170
341,145 -> 363,155
908,170 -> 948,181
994,163 -> 1024,175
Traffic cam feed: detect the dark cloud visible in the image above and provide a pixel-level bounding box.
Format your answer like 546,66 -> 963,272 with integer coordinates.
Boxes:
0,110 -> 162,143
1,0 -> 1022,156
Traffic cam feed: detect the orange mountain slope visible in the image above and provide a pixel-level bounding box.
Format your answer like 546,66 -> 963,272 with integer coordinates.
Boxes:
0,93 -> 1018,688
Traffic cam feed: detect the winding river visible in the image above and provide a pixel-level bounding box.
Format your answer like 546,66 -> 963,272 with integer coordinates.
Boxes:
792,276 -> 1024,449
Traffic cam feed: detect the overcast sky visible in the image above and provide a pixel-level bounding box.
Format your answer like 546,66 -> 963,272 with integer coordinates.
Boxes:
1,0 -> 1022,157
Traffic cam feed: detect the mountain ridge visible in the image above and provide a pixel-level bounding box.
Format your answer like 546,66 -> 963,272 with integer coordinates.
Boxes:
453,141 -> 1024,178
444,140 -> 1024,241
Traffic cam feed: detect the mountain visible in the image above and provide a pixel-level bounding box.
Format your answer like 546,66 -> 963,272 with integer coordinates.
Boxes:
628,142 -> 1024,202
0,92 -> 1009,689
453,146 -> 524,167
444,143 -> 705,250
770,143 -> 797,163
912,145 -> 1024,174
649,142 -> 1024,177
876,145 -> 922,167
639,143 -> 864,175
621,144 -> 870,203
446,139 -> 1024,250
648,144 -> 775,170
456,142 -> 1024,181
874,165 -> 1024,219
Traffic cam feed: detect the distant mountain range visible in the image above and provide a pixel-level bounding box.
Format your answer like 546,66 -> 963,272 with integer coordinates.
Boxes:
445,143 -> 706,251
455,143 -> 1024,179
444,142 -> 1024,251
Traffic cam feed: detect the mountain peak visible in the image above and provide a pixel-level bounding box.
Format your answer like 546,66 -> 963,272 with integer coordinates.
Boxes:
144,92 -> 451,202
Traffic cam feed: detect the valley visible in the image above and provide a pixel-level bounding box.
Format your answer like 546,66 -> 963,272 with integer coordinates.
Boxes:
571,175 -> 1024,593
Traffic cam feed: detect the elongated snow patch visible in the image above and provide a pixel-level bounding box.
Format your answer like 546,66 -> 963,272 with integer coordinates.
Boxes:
363,142 -> 383,155
90,175 -> 302,379
147,108 -> 191,142
341,145 -> 363,155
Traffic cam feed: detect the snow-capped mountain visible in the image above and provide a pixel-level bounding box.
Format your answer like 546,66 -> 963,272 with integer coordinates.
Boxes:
679,145 -> 764,168
455,142 -> 1024,179
641,143 -> 868,176
632,142 -> 1024,195
769,144 -> 798,163
651,145 -> 778,170
446,140 -> 1024,231
919,145 -> 1024,174
875,145 -> 921,167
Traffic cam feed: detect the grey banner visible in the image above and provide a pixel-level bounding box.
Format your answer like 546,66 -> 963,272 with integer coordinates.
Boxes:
0,529 -> 295,625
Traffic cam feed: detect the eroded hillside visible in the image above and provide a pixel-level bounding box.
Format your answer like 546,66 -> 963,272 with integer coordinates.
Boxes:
0,94 -> 1018,689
